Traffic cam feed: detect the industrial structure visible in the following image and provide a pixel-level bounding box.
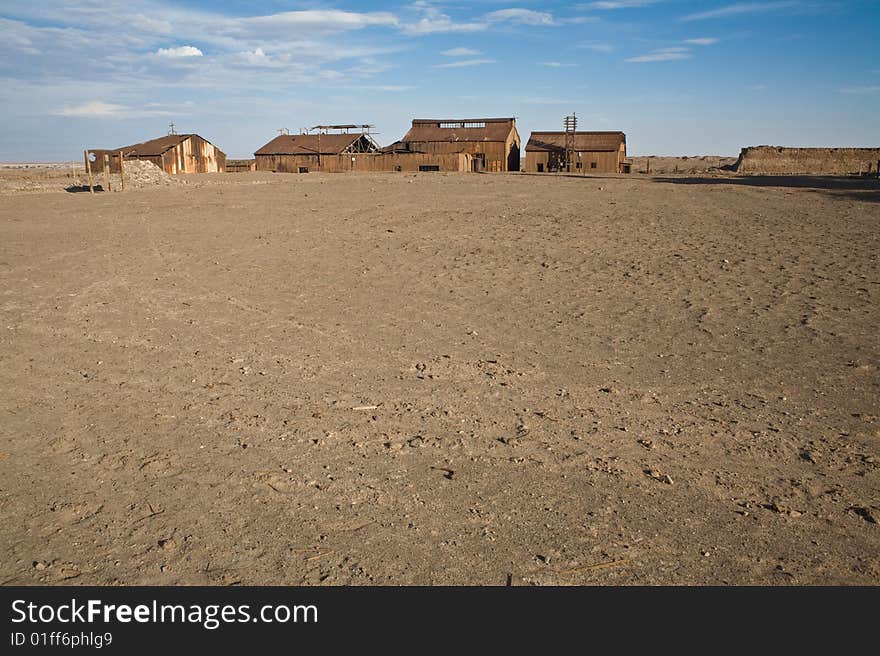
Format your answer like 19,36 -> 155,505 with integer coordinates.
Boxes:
89,133 -> 226,174
254,125 -> 380,173
392,118 -> 521,172
525,131 -> 629,174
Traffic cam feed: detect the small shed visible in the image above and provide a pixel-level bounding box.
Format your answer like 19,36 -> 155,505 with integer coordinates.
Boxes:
254,133 -> 379,173
90,134 -> 226,174
525,131 -> 628,173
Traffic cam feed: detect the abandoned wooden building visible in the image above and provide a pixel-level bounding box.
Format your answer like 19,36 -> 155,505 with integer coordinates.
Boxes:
525,131 -> 629,174
90,134 -> 226,174
254,132 -> 380,173
395,118 -> 521,172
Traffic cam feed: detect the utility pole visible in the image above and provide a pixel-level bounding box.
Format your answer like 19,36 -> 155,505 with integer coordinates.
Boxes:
563,113 -> 577,173
168,122 -> 177,135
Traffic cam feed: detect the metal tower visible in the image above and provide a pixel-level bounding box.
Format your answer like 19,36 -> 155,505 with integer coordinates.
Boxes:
563,113 -> 577,172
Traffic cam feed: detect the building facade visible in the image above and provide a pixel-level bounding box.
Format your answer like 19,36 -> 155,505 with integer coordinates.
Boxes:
525,131 -> 628,174
397,118 -> 520,172
254,133 -> 379,173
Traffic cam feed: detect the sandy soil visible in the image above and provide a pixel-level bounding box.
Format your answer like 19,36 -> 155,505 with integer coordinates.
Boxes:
0,169 -> 878,585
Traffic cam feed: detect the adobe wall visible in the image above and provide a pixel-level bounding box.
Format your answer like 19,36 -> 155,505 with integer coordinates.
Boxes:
736,146 -> 880,175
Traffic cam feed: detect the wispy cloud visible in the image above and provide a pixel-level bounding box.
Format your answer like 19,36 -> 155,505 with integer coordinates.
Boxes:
626,47 -> 691,62
433,58 -> 496,68
541,62 -> 577,67
441,47 -> 481,57
582,1 -> 660,8
682,2 -> 798,22
486,9 -> 555,25
684,37 -> 719,46
52,101 -> 173,118
403,3 -> 487,35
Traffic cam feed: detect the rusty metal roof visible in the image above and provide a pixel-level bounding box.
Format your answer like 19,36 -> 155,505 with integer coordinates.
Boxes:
403,118 -> 516,143
117,134 -> 192,157
526,131 -> 625,152
254,133 -> 371,156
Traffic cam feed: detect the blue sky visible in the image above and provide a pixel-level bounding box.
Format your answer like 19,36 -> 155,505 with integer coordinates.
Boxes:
0,0 -> 878,159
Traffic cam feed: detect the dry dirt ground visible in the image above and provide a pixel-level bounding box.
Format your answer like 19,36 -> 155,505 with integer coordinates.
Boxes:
1,169 -> 878,586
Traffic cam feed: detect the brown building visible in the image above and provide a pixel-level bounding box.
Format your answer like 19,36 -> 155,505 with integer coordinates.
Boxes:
525,131 -> 629,174
254,132 -> 379,173
226,159 -> 256,172
90,134 -> 226,174
397,118 -> 520,172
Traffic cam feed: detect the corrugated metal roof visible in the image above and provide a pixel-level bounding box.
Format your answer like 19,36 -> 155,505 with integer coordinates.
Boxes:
403,118 -> 516,143
526,131 -> 625,152
117,134 -> 192,157
254,133 -> 367,156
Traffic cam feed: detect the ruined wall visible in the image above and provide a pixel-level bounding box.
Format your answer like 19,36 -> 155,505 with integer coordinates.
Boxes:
736,146 -> 880,175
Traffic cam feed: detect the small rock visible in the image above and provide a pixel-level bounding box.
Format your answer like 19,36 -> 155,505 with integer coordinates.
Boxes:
800,450 -> 817,464
850,507 -> 878,524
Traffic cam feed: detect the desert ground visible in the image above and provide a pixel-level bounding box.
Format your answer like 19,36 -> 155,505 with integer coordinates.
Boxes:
0,167 -> 878,585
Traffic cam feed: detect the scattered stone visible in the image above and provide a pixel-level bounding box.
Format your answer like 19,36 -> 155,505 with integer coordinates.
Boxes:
800,450 -> 817,464
158,537 -> 177,551
849,506 -> 878,524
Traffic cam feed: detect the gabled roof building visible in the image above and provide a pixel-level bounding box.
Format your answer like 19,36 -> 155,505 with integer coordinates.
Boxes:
525,131 -> 628,174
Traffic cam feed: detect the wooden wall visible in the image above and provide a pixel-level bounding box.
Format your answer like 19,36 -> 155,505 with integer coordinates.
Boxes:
525,145 -> 626,174
160,135 -> 225,174
404,130 -> 520,171
255,152 -> 472,173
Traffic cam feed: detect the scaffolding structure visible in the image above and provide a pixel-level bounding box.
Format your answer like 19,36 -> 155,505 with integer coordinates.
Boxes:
563,113 -> 577,173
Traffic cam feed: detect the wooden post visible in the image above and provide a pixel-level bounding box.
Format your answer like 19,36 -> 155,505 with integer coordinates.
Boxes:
84,150 -> 94,193
103,154 -> 111,192
118,151 -> 125,191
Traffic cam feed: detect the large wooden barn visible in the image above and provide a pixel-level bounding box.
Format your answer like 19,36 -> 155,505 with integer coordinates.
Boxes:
91,134 -> 226,174
525,131 -> 628,174
397,118 -> 520,172
254,132 -> 380,173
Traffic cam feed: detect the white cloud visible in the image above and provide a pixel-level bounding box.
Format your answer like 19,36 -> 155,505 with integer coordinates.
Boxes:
581,1 -> 659,8
155,45 -> 203,58
541,62 -> 577,67
51,101 -> 173,118
682,2 -> 798,22
626,48 -> 691,62
236,10 -> 399,35
684,38 -> 719,46
403,3 -> 487,35
433,58 -> 496,69
486,9 -> 555,25
441,47 -> 481,57
53,101 -> 127,117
